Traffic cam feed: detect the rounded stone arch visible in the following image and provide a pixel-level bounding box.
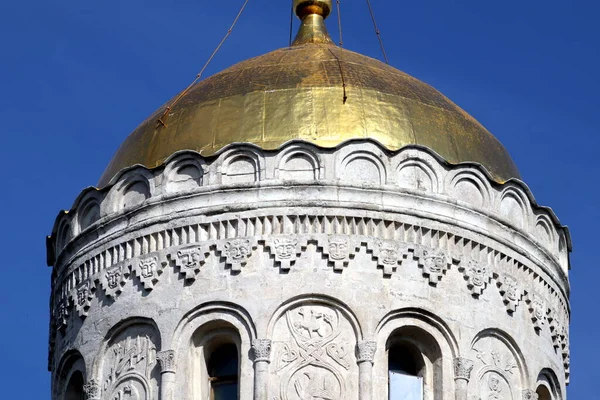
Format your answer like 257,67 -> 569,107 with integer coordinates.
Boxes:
171,301 -> 257,400
275,143 -> 323,180
497,186 -> 532,231
54,349 -> 86,400
107,168 -> 155,213
446,168 -> 492,209
337,147 -> 388,185
394,153 -> 440,193
535,368 -> 562,400
374,308 -> 458,400
266,294 -> 363,340
470,328 -> 530,389
56,218 -> 73,255
91,316 -> 162,399
218,147 -> 264,184
163,152 -> 205,193
534,213 -> 556,252
76,194 -> 102,234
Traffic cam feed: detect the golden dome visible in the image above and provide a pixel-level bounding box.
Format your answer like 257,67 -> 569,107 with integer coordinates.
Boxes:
98,3 -> 519,187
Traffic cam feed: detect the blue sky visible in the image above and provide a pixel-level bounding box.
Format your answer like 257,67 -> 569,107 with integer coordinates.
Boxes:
0,0 -> 597,397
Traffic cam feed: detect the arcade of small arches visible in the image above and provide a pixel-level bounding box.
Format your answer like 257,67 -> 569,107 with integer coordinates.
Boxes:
56,300 -> 563,400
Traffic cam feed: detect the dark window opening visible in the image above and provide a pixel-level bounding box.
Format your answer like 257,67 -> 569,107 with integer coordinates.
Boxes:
537,385 -> 552,400
208,343 -> 239,400
388,344 -> 423,400
65,370 -> 84,400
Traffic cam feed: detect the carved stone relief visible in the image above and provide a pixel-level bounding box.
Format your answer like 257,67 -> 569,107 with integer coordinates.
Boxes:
367,240 -> 406,276
461,260 -> 491,296
497,275 -> 522,313
133,256 -> 164,290
171,246 -> 210,281
83,379 -> 101,399
454,357 -> 474,381
217,238 -> 256,272
318,236 -> 359,271
266,237 -> 307,271
101,264 -> 129,299
521,389 -> 538,400
527,293 -> 547,332
73,281 -> 94,318
271,304 -> 358,400
415,246 -> 453,285
102,330 -> 158,400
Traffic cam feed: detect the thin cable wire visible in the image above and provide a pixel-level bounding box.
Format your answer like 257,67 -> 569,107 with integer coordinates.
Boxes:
334,0 -> 348,103
158,0 -> 251,127
365,0 -> 389,64
289,0 -> 295,46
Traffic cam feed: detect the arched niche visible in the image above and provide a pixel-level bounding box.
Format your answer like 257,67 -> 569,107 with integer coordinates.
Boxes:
534,215 -> 555,251
78,199 -> 100,233
220,149 -> 263,185
55,350 -> 86,400
56,220 -> 72,254
121,180 -> 151,210
95,318 -> 161,400
447,170 -> 491,209
375,309 -> 457,400
164,154 -> 204,193
172,302 -> 256,400
499,188 -> 529,230
468,329 -> 529,400
535,368 -> 562,400
266,295 -> 363,400
340,151 -> 387,185
396,158 -> 438,193
276,146 -> 322,181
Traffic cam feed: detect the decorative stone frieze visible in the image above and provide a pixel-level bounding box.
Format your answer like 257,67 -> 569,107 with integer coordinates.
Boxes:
462,259 -> 492,297
252,339 -> 272,363
217,238 -> 256,272
318,235 -> 360,271
356,341 -> 377,364
171,245 -> 210,281
453,357 -> 474,381
416,246 -> 453,285
134,256 -> 164,290
265,236 -> 307,271
498,274 -> 522,313
157,350 -> 177,374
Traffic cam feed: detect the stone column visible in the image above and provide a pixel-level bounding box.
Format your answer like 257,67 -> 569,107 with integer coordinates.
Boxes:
252,339 -> 272,400
522,389 -> 539,400
356,340 -> 377,400
83,379 -> 101,400
453,357 -> 474,400
157,350 -> 177,400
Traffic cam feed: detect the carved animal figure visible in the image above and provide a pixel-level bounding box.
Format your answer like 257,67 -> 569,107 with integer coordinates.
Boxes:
294,308 -> 329,339
293,372 -> 337,400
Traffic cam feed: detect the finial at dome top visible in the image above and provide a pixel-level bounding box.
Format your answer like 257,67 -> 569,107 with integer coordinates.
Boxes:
292,0 -> 334,46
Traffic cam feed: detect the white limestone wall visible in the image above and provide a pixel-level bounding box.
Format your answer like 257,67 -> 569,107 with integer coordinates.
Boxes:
47,141 -> 570,400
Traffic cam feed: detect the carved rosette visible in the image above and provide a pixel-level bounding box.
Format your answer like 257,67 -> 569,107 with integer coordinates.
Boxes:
527,293 -> 547,331
497,274 -> 522,313
356,340 -> 377,364
318,235 -> 359,271
265,236 -> 306,271
252,339 -> 272,363
83,378 -> 101,399
217,238 -> 256,272
157,350 -> 177,374
101,264 -> 129,298
134,256 -> 164,290
522,389 -> 539,400
453,357 -> 474,381
461,259 -> 491,296
415,247 -> 452,285
171,245 -> 210,281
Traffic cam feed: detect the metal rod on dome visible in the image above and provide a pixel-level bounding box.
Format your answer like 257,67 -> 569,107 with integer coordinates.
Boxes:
289,0 -> 295,46
365,0 -> 389,64
335,0 -> 348,103
157,0 -> 251,127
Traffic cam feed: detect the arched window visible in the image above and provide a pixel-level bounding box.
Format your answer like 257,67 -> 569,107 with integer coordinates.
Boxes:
207,343 -> 239,400
537,385 -> 552,400
64,370 -> 84,400
388,342 -> 424,400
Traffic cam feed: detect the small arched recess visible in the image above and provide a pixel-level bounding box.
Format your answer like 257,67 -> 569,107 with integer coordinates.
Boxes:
55,350 -> 86,400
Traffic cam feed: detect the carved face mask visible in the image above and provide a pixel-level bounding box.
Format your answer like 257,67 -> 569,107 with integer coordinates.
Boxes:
328,237 -> 348,260
274,239 -> 297,259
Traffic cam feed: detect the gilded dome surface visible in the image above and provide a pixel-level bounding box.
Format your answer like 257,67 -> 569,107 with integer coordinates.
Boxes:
99,32 -> 520,187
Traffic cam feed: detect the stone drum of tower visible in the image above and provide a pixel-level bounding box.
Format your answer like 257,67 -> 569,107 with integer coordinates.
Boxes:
47,2 -> 571,400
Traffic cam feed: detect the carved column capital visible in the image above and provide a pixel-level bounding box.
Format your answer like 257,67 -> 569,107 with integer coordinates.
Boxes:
252,339 -> 272,363
522,389 -> 539,400
356,340 -> 377,364
453,357 -> 474,381
83,378 -> 101,399
157,350 -> 177,374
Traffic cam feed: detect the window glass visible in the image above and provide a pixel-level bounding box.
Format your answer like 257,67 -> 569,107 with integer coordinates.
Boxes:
389,371 -> 423,400
208,343 -> 239,400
